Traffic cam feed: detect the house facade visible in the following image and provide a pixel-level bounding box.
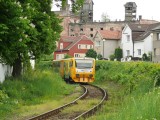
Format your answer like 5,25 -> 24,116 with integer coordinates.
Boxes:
121,23 -> 160,60
93,30 -> 121,59
152,25 -> 160,63
54,35 -> 94,60
120,24 -> 133,58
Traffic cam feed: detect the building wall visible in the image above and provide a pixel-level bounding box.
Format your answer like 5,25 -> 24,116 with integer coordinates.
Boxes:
69,39 -> 94,57
69,22 -> 125,38
93,32 -> 102,55
120,25 -> 133,58
0,63 -> 12,83
152,31 -> 160,62
54,51 -> 69,60
144,34 -> 153,55
103,40 -> 119,59
134,41 -> 144,58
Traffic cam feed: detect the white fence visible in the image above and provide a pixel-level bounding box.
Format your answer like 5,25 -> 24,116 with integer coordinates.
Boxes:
0,63 -> 12,83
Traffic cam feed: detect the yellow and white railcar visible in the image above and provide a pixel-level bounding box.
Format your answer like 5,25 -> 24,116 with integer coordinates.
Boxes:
53,57 -> 95,83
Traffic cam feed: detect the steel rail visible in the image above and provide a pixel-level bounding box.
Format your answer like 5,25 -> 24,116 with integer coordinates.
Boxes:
72,84 -> 108,120
27,85 -> 88,120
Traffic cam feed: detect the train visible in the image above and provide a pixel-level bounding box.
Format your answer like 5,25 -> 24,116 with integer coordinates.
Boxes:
53,57 -> 95,83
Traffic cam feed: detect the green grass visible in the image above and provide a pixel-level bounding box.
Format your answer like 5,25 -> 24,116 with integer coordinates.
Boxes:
0,69 -> 76,120
88,61 -> 160,120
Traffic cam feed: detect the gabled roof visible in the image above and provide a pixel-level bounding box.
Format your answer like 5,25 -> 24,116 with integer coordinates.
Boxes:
132,23 -> 160,41
152,25 -> 160,31
56,35 -> 93,51
98,30 -> 121,40
128,24 -> 149,32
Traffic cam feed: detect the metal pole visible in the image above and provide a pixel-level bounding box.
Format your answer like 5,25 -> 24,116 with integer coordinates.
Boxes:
103,41 -> 104,58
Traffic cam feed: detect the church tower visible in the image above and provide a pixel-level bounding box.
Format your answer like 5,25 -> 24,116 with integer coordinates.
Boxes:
124,2 -> 137,21
80,0 -> 94,23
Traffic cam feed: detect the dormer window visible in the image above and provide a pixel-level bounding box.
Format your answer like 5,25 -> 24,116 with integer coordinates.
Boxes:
60,43 -> 63,49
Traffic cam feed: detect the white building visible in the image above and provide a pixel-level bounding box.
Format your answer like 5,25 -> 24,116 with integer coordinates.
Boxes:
120,23 -> 160,60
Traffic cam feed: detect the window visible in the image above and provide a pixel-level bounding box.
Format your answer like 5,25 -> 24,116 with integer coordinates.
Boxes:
90,34 -> 93,37
80,28 -> 83,31
96,41 -> 101,46
157,33 -> 160,40
74,54 -> 79,57
154,48 -> 156,56
78,44 -> 81,49
78,44 -> 92,49
90,28 -> 93,31
137,49 -> 141,55
90,45 -> 93,49
70,28 -> 74,32
56,54 -> 64,60
60,43 -> 63,49
126,50 -> 130,56
110,27 -> 114,31
126,35 -> 130,42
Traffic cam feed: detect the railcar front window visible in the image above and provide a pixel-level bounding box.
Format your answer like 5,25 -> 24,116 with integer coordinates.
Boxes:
75,60 -> 93,68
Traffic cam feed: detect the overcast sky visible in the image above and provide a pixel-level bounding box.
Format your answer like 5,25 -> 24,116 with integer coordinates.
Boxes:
52,0 -> 160,22
93,0 -> 160,22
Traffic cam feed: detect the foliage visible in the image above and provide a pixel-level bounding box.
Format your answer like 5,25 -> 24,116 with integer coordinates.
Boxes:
142,53 -> 151,61
114,47 -> 123,61
101,12 -> 110,22
85,49 -> 97,59
64,54 -> 72,59
71,0 -> 84,13
0,69 -> 75,119
109,54 -> 115,61
95,61 -> 160,93
92,61 -> 160,120
0,0 -> 62,77
97,54 -> 103,60
53,0 -> 84,13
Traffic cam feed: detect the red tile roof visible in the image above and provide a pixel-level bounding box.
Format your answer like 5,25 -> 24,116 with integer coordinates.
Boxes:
56,35 -> 93,51
99,30 -> 121,40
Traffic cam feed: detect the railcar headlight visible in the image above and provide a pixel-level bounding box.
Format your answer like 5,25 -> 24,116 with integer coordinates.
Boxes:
76,74 -> 80,77
89,74 -> 93,78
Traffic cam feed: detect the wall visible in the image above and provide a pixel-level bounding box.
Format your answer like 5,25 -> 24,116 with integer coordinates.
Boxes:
0,63 -> 12,83
120,25 -> 133,58
103,40 -> 119,59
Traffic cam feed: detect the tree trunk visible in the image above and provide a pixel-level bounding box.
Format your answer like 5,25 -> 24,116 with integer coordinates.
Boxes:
12,54 -> 22,77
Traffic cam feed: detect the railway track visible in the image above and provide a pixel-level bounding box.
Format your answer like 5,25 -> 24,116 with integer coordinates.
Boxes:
28,84 -> 108,120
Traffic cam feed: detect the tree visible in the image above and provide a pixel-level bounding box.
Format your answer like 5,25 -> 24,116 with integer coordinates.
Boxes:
101,12 -> 110,22
85,49 -> 97,59
109,54 -> 115,61
142,53 -> 149,61
114,47 -> 123,61
0,0 -> 62,77
53,0 -> 84,13
64,54 -> 72,59
97,54 -> 102,60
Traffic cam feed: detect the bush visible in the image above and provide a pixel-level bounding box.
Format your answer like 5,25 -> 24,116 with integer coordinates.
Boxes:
0,70 -> 75,119
95,61 -> 160,93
